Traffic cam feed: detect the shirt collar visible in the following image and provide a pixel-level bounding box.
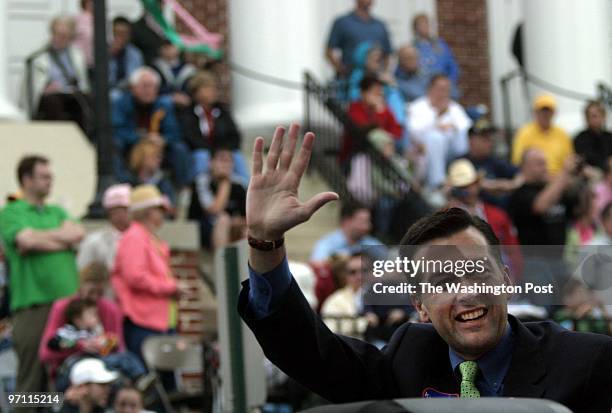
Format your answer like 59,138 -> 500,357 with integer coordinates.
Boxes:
448,322 -> 514,394
350,11 -> 372,23
19,199 -> 48,213
194,105 -> 215,117
533,122 -> 553,134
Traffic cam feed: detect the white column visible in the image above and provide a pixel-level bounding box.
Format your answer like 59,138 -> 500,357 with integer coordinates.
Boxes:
486,0 -> 526,129
229,0 -> 435,130
0,1 -> 24,120
229,0 -> 322,129
523,0 -> 612,134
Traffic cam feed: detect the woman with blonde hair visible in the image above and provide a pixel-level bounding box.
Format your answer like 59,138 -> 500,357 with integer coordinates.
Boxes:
112,185 -> 186,361
128,140 -> 176,209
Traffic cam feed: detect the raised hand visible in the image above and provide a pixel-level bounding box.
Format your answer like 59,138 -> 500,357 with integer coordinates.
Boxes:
247,124 -> 339,242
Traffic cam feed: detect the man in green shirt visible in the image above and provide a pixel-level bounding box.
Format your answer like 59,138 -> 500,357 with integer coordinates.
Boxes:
0,155 -> 84,405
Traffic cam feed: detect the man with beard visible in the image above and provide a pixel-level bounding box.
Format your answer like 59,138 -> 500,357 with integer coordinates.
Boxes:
0,156 -> 84,407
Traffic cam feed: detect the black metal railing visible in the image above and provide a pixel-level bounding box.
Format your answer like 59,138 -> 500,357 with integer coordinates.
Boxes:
303,72 -> 354,203
303,72 -> 430,243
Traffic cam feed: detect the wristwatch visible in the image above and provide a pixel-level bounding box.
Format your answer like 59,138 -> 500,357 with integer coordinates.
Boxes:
247,235 -> 285,251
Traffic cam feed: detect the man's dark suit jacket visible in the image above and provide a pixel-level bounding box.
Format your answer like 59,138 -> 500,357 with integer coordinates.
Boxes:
177,103 -> 241,152
238,279 -> 612,413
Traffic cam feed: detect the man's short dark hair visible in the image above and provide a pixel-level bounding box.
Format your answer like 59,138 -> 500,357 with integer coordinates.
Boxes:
340,202 -> 368,220
160,39 -> 174,48
112,16 -> 131,28
428,73 -> 449,90
64,298 -> 97,326
17,155 -> 49,186
412,13 -> 428,33
359,75 -> 383,92
584,100 -> 605,118
400,208 -> 502,262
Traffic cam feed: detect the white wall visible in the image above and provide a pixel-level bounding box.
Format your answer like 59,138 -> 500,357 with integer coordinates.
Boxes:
488,0 -> 612,134
229,0 -> 436,130
486,0 -> 525,129
523,0 -> 612,134
1,0 -> 142,118
0,1 -> 22,119
0,122 -> 96,217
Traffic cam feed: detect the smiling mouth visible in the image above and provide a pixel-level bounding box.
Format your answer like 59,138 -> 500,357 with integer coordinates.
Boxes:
455,308 -> 488,322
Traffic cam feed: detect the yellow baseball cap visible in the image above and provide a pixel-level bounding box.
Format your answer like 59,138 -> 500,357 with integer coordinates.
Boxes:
533,94 -> 556,111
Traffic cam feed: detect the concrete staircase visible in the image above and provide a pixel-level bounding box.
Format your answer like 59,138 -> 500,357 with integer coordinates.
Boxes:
285,171 -> 339,262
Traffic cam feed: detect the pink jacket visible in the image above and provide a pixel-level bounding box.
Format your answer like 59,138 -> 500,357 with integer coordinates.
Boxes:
39,295 -> 124,375
111,222 -> 177,331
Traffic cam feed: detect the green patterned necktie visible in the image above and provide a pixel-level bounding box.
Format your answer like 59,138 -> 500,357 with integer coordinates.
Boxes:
459,361 -> 481,398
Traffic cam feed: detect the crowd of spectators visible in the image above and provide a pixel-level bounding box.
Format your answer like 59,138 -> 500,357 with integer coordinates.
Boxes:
7,2 -> 249,411
2,0 -> 612,412
21,1 -> 248,254
314,0 -> 612,353
0,156 -> 192,412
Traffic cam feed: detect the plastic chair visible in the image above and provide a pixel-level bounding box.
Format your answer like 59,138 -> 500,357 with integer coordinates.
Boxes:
141,335 -> 204,413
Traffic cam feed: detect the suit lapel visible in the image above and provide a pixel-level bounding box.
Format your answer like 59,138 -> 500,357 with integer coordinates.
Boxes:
422,346 -> 459,396
502,316 -> 546,398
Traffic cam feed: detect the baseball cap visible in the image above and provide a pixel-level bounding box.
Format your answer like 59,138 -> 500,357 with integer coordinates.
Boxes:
468,118 -> 496,137
102,184 -> 131,209
129,184 -> 170,212
447,159 -> 479,187
70,358 -> 119,385
533,94 -> 557,111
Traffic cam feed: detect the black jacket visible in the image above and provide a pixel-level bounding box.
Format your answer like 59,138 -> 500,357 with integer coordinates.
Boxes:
238,279 -> 612,413
177,103 -> 241,151
573,128 -> 612,169
131,16 -> 165,66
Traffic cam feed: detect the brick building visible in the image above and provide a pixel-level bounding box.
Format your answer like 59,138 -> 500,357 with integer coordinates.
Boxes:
437,0 -> 491,109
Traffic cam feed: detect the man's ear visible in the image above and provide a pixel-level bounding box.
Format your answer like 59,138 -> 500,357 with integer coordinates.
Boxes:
413,296 -> 430,322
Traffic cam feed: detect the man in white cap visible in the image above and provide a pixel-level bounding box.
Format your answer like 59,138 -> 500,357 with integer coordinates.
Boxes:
61,358 -> 118,413
77,184 -> 131,271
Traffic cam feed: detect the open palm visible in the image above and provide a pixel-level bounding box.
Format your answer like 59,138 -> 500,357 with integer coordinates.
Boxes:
247,124 -> 338,241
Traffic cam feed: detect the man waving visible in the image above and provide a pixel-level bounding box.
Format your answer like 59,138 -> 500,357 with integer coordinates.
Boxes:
239,125 -> 611,413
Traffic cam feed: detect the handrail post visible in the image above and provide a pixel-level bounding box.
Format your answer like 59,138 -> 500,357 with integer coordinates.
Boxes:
304,71 -> 311,131
500,75 -> 513,150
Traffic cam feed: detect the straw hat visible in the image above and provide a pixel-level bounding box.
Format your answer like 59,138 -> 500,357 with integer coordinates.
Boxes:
447,159 -> 479,187
129,184 -> 168,212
